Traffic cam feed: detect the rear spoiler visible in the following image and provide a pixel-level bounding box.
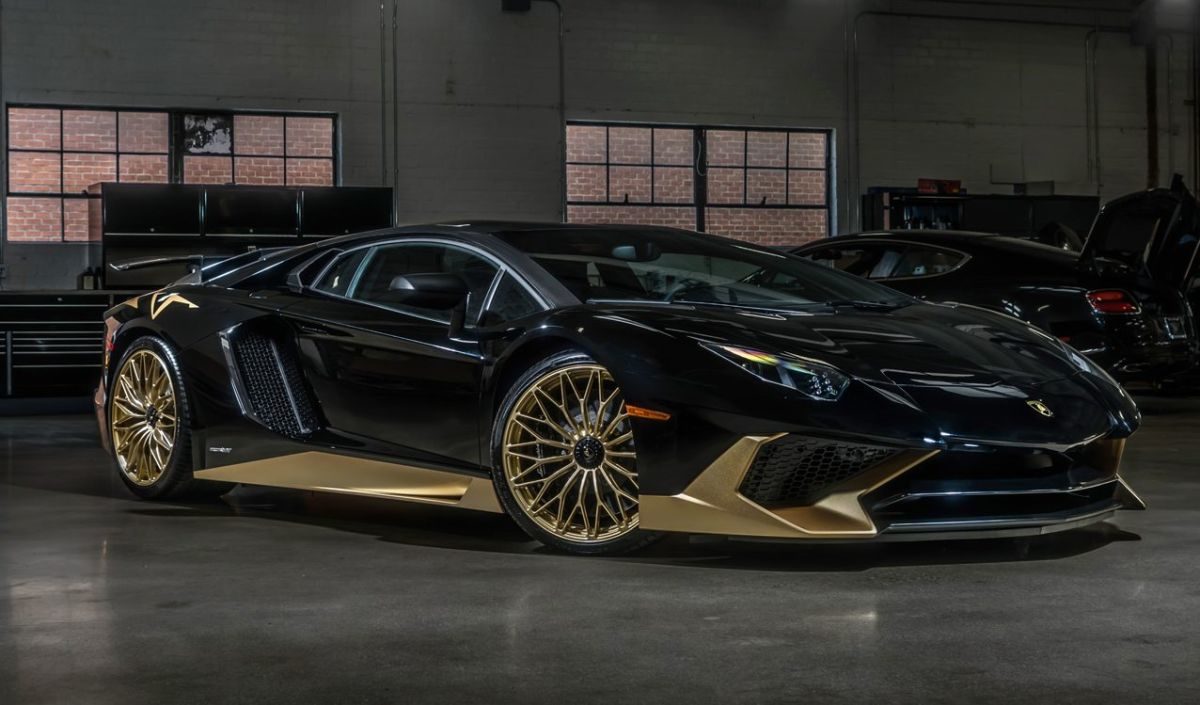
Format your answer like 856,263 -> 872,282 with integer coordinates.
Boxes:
109,248 -> 290,283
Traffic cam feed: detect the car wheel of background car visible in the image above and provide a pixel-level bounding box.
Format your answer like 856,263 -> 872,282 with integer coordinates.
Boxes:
493,350 -> 664,556
108,336 -> 232,500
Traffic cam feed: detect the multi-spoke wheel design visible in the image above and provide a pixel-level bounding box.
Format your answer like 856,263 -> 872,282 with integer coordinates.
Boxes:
501,362 -> 640,544
110,348 -> 178,487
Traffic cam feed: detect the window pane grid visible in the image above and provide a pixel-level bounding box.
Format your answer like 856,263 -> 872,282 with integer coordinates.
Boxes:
6,104 -> 338,242
568,122 -> 831,247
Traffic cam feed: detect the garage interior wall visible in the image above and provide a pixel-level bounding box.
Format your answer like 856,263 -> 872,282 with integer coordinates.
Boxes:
0,0 -> 1185,289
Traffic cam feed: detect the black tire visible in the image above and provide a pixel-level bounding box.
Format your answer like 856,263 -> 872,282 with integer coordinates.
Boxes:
491,349 -> 663,556
107,336 -> 232,500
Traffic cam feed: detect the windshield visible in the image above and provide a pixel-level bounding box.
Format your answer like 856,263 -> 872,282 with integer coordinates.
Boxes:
497,227 -> 913,309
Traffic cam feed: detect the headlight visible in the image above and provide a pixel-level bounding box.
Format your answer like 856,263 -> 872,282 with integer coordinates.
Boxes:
703,343 -> 850,401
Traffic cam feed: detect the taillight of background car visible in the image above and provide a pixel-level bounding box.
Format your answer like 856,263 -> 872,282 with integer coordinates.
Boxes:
1087,289 -> 1141,315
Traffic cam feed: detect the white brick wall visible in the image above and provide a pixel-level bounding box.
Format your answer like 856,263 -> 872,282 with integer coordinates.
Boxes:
0,0 -> 1180,288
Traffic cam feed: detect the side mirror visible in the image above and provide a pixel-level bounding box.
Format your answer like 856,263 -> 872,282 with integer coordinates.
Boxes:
385,273 -> 469,311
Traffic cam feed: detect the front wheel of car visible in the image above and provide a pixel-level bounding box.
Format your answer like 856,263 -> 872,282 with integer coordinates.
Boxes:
493,350 -> 663,556
108,336 -> 231,500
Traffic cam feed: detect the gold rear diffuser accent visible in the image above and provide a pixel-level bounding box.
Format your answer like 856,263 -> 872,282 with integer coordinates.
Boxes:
195,451 -> 502,513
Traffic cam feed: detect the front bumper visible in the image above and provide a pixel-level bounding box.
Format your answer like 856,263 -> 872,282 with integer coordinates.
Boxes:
639,434 -> 1144,541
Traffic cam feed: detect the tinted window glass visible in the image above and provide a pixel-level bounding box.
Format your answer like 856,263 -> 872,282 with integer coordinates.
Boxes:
346,243 -> 499,323
314,249 -> 368,296
484,272 -> 541,324
497,228 -> 911,308
804,243 -> 964,279
889,246 -> 966,278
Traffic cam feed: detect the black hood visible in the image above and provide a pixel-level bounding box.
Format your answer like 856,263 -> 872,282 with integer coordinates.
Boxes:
570,300 -> 1139,449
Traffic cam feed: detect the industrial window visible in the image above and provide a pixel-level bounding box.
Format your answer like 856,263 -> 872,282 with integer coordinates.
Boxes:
5,105 -> 337,243
566,122 -> 831,247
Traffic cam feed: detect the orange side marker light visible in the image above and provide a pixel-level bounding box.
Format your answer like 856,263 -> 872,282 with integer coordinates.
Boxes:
626,405 -> 672,421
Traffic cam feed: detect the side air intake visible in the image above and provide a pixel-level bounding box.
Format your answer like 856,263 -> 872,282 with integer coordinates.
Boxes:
223,329 -> 320,438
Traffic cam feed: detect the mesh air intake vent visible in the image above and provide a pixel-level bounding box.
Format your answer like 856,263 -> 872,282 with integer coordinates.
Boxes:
229,331 -> 319,438
739,436 -> 896,506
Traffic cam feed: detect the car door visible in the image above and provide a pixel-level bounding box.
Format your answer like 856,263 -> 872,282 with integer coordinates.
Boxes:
281,239 -> 504,470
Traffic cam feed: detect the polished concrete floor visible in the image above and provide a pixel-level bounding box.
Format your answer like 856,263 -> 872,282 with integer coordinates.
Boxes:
1,401 -> 1198,705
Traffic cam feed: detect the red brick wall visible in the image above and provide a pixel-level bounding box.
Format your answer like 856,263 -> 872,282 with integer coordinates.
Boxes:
9,152 -> 61,192
609,166 -> 650,202
235,157 -> 286,185
285,117 -> 334,158
235,115 -> 285,155
64,199 -> 93,242
63,153 -> 117,194
63,110 -> 117,151
6,198 -> 62,242
9,108 -> 61,150
568,205 -> 696,230
566,125 -> 605,162
705,208 -> 827,246
118,112 -> 169,153
286,158 -> 333,186
653,129 -> 692,165
119,155 -> 170,183
183,156 -> 233,184
654,167 -> 692,203
567,164 -> 605,202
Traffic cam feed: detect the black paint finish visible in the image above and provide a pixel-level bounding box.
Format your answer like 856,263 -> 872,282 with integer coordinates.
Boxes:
96,222 -> 1143,534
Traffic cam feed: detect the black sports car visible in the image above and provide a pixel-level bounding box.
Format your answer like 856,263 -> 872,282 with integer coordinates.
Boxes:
96,223 -> 1144,555
793,182 -> 1200,385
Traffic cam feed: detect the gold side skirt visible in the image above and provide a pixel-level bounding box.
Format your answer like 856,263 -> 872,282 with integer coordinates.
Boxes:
194,451 -> 503,513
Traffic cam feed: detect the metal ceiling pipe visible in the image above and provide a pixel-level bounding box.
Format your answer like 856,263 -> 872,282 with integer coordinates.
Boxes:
1147,40 -> 1159,188
379,0 -> 388,186
392,0 -> 400,225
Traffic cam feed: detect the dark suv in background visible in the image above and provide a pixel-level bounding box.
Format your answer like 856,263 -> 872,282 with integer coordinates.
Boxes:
792,180 -> 1200,386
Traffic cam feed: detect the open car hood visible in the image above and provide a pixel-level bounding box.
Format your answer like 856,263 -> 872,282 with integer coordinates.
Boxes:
1080,176 -> 1200,293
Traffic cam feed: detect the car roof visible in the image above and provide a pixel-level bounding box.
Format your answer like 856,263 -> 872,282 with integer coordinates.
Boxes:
801,229 -> 1079,260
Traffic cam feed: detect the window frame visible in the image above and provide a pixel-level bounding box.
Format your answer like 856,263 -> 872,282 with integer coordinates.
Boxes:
5,102 -> 339,243
310,237 -> 551,327
566,120 -> 833,235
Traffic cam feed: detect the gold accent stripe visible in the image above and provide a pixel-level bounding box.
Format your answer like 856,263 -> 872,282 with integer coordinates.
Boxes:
194,451 -> 503,513
640,435 -> 937,539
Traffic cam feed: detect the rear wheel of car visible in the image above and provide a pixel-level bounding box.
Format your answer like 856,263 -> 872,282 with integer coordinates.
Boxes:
493,350 -> 663,556
108,336 -> 231,500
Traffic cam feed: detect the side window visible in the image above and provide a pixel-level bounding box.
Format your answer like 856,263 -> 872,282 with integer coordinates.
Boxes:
314,249 -> 369,296
339,242 -> 500,324
483,272 -> 541,325
889,246 -> 967,278
804,244 -> 900,279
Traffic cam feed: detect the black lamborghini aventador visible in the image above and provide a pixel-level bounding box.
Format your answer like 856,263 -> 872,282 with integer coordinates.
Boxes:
96,223 -> 1145,555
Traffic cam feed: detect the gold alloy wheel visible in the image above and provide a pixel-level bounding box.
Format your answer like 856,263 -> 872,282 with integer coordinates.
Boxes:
110,348 -> 179,487
502,364 -> 640,543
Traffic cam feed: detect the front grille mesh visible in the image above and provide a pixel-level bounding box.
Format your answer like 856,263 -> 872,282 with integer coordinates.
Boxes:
739,436 -> 897,506
230,332 -> 319,438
